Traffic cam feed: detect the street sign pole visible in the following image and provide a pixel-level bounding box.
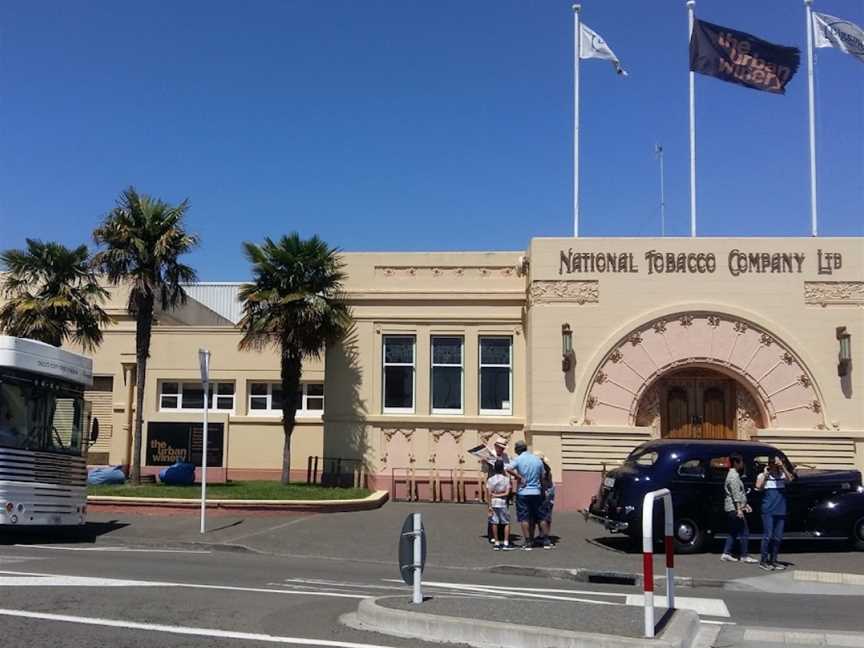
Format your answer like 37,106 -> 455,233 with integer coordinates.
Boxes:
198,349 -> 211,535
412,512 -> 422,604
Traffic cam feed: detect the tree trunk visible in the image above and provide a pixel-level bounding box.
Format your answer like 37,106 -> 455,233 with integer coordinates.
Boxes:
130,295 -> 154,485
279,344 -> 302,486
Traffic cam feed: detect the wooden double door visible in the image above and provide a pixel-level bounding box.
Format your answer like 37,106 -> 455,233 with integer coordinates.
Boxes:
660,373 -> 736,440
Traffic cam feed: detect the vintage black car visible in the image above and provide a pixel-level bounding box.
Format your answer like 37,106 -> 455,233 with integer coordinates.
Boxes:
587,439 -> 864,553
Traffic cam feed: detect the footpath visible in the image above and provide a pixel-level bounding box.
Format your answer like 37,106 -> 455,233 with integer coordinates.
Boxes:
7,500 -> 864,588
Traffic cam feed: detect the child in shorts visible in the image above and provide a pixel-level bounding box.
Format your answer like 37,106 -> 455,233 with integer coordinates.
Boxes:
486,459 -> 512,550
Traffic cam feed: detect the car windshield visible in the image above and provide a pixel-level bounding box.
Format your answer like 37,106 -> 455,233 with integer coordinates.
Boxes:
0,374 -> 86,456
624,449 -> 659,467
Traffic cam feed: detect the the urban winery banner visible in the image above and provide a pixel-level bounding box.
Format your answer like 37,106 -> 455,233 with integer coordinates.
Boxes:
147,421 -> 224,467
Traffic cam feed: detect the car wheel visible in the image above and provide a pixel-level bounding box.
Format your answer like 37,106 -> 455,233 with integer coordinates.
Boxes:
851,516 -> 864,552
673,517 -> 706,554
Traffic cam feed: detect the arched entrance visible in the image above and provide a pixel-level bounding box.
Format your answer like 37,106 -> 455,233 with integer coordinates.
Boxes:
583,311 -> 825,434
640,367 -> 765,439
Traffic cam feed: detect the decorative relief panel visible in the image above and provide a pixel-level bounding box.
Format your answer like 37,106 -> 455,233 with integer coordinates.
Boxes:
804,281 -> 864,306
375,265 -> 517,279
528,280 -> 599,305
583,311 -> 825,431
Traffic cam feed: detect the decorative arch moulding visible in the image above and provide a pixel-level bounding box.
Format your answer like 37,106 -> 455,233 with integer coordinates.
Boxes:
582,311 -> 827,431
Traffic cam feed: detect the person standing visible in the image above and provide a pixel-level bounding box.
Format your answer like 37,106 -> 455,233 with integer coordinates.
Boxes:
721,453 -> 757,563
535,451 -> 556,544
486,459 -> 512,551
756,456 -> 795,571
482,437 -> 511,543
506,440 -> 551,550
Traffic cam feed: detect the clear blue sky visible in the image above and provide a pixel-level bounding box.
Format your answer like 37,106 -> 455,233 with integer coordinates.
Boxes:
1,1 -> 861,280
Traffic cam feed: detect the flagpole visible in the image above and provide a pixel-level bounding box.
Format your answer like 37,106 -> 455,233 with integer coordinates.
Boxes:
687,1 -> 696,238
573,4 -> 581,238
805,0 -> 818,237
656,144 -> 666,237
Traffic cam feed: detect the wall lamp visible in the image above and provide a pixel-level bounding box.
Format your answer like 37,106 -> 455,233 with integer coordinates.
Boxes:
836,326 -> 851,377
562,323 -> 573,372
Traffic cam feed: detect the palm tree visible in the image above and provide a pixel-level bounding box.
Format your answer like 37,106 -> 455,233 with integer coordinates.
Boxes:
238,234 -> 351,485
92,187 -> 199,483
0,239 -> 110,350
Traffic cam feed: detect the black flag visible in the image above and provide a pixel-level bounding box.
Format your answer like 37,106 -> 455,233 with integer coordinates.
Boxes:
689,19 -> 800,94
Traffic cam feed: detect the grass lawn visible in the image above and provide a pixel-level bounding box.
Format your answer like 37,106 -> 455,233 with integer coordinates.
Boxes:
88,480 -> 371,500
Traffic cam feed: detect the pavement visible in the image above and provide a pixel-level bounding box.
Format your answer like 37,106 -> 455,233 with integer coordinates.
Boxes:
1,501 -> 863,647
14,501 -> 863,587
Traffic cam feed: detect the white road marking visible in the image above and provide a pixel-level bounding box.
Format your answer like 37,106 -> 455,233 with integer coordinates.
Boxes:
401,580 -> 622,605
699,620 -> 736,626
222,516 -> 313,544
16,545 -> 211,554
0,608 -> 399,648
0,569 -> 364,599
391,579 -> 730,618
625,594 -> 730,618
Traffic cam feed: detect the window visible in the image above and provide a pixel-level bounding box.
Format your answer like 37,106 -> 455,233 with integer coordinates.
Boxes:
159,381 -> 235,411
626,449 -> 659,467
708,456 -> 731,481
248,382 -> 324,416
677,459 -> 706,478
431,336 -> 463,414
383,335 -> 415,413
479,336 -> 512,415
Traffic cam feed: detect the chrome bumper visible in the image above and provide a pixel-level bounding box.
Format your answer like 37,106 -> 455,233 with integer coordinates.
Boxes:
582,510 -> 630,533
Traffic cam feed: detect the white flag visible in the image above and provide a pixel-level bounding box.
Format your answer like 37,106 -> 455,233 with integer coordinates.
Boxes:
580,23 -> 628,76
812,12 -> 864,64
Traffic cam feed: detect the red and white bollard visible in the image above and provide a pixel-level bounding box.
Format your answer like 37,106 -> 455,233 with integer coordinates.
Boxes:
641,488 -> 675,639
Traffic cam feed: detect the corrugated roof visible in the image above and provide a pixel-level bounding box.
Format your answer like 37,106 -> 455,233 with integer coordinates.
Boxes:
182,283 -> 244,324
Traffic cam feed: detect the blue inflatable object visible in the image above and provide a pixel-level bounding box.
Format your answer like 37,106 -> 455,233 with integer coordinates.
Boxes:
159,462 -> 196,486
87,466 -> 126,486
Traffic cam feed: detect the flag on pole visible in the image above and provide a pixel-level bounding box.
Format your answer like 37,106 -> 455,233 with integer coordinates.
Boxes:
689,19 -> 800,93
812,12 -> 864,64
580,23 -> 628,76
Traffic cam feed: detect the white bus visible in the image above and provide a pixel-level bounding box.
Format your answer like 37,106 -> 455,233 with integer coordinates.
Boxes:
0,336 -> 97,526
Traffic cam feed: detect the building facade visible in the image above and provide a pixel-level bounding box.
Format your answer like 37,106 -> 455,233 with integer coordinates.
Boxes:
81,237 -> 863,510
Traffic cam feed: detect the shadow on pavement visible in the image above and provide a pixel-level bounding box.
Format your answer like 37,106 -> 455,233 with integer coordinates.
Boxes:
588,533 -> 853,556
0,520 -> 129,545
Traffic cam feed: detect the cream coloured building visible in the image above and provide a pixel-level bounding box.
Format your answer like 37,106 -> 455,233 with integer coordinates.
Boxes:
79,237 -> 863,510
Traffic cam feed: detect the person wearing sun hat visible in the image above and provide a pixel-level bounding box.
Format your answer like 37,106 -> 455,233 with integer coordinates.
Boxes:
482,436 -> 511,542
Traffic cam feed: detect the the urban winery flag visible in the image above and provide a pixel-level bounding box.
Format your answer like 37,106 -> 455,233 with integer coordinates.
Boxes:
689,19 -> 800,94
813,12 -> 864,64
580,23 -> 628,76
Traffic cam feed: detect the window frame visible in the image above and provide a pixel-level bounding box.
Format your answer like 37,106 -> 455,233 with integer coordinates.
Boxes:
158,381 -> 235,413
478,335 -> 513,416
247,382 -> 324,417
430,335 -> 464,415
382,334 -> 416,414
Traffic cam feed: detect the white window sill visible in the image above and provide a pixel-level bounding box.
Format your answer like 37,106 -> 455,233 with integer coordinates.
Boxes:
432,409 -> 464,415
479,410 -> 513,417
383,408 -> 415,415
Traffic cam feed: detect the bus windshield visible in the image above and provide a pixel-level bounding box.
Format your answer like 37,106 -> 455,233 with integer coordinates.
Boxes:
0,375 -> 86,456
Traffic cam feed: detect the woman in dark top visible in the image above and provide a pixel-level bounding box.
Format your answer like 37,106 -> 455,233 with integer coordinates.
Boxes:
756,455 -> 795,571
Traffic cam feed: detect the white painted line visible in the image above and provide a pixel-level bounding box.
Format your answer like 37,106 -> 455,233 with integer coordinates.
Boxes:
16,545 -> 211,554
0,569 -> 365,599
402,580 -> 622,606
625,594 -> 730,618
699,620 -> 736,626
221,516 -> 312,543
0,608 -> 399,648
383,579 -> 627,600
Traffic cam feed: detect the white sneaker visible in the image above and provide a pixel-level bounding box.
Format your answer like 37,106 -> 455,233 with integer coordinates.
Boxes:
720,553 -> 738,562
740,556 -> 759,564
